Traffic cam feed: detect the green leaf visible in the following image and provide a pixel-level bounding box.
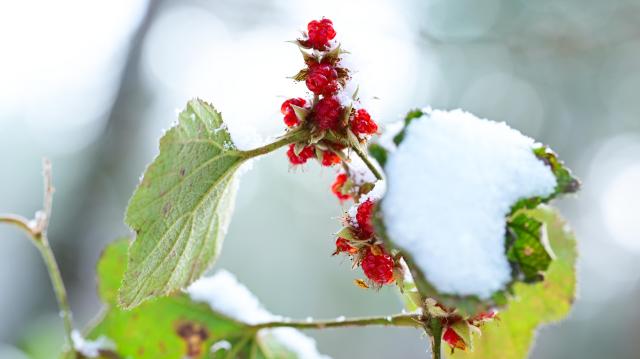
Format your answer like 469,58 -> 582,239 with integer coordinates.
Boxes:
120,99 -> 246,308
507,214 -> 553,282
446,206 -> 577,359
368,143 -> 388,167
89,239 -> 327,359
392,109 -> 424,146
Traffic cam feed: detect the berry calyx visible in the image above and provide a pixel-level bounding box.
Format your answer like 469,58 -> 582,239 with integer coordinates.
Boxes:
281,98 -> 307,127
334,237 -> 357,255
314,96 -> 342,130
306,18 -> 336,50
287,144 -> 315,165
356,199 -> 375,239
306,63 -> 339,96
331,173 -> 351,201
321,151 -> 341,167
361,246 -> 395,284
350,109 -> 378,136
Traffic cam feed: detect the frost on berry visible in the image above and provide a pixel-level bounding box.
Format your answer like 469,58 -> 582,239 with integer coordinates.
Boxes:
305,18 -> 336,50
313,96 -> 342,131
381,109 -> 558,298
306,63 -> 339,96
286,144 -> 315,165
350,109 -> 378,137
281,98 -> 307,127
331,173 -> 352,201
361,246 -> 395,285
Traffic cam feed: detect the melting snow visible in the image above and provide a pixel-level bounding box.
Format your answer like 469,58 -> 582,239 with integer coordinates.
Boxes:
71,331 -> 115,358
381,109 -> 557,298
187,270 -> 330,359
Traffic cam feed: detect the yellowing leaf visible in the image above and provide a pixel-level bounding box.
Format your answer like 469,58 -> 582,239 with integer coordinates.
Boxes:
447,206 -> 577,359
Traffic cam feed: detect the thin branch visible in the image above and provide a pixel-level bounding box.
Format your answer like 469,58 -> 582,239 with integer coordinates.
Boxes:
0,160 -> 76,356
250,313 -> 424,331
351,144 -> 384,180
0,214 -> 32,233
239,129 -> 309,159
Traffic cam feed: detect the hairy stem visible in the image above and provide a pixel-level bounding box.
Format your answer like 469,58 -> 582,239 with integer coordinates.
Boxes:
351,143 -> 384,180
250,313 -> 423,331
240,129 -> 309,159
0,160 -> 75,356
428,318 -> 443,359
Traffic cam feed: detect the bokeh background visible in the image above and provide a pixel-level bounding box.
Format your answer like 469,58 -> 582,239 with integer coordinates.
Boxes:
1,0 -> 639,358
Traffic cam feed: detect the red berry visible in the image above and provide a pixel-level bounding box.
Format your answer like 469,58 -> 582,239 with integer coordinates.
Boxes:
468,311 -> 497,326
334,237 -> 357,255
443,327 -> 466,351
321,151 -> 341,167
306,18 -> 336,50
361,247 -> 395,284
356,199 -> 375,238
331,173 -> 351,201
287,144 -> 315,165
306,63 -> 339,96
350,109 -> 378,136
281,98 -> 307,127
313,96 -> 342,130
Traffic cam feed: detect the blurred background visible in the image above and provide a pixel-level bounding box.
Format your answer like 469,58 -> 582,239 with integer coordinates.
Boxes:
1,0 -> 639,358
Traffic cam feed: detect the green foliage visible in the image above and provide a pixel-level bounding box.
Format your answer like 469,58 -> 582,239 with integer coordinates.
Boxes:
393,109 -> 424,145
368,143 -> 388,167
89,239 -> 323,359
119,99 -> 245,309
447,207 -> 577,359
506,214 -> 553,282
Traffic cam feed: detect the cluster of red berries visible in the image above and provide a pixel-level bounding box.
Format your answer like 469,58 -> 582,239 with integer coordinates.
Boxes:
333,199 -> 399,286
280,18 -> 379,169
280,19 -> 389,287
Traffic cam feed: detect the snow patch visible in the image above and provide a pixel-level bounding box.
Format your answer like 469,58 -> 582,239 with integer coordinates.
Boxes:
71,331 -> 115,358
347,154 -> 378,186
210,340 -> 232,353
187,270 -> 330,359
186,270 -> 274,324
381,109 -> 556,298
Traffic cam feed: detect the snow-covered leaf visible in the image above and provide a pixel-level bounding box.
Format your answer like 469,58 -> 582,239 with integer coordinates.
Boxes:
89,240 -> 330,359
381,109 -> 560,302
510,146 -> 580,213
446,207 -> 577,359
120,99 -> 245,309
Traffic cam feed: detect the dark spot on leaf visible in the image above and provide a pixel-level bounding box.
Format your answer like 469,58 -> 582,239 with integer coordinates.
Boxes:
163,202 -> 172,216
180,168 -> 186,177
176,321 -> 209,358
159,341 -> 167,354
